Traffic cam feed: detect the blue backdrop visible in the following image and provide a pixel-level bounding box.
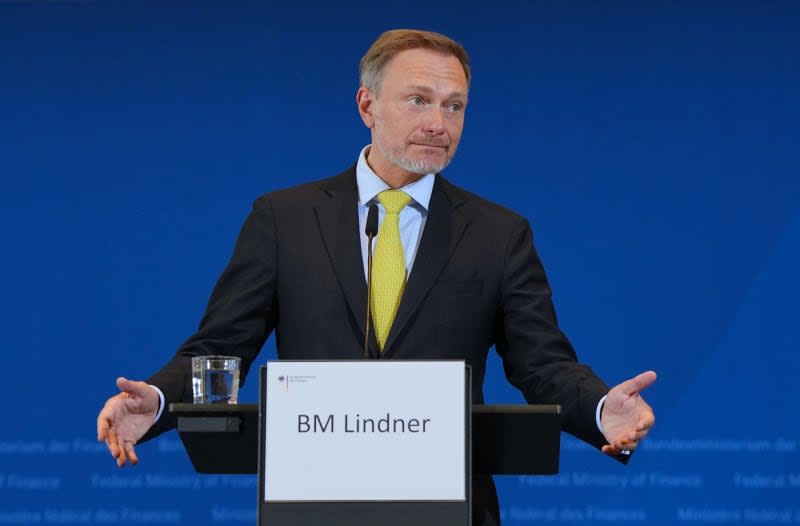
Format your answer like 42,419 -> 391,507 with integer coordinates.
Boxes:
1,1 -> 798,524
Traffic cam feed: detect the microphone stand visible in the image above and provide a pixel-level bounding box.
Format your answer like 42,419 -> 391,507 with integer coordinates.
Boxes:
364,204 -> 378,358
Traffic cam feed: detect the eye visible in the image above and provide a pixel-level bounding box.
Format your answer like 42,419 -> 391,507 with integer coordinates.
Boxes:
447,102 -> 463,113
409,96 -> 425,106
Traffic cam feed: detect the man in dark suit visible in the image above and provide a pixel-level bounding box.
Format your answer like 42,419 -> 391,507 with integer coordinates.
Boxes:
97,29 -> 656,526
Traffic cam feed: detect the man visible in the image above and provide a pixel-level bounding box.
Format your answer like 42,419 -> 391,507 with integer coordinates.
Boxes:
97,29 -> 655,526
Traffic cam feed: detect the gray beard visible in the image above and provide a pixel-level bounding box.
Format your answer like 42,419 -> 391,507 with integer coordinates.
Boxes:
373,135 -> 455,175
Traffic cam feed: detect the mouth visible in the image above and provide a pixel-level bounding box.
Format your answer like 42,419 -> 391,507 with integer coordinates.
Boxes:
411,142 -> 448,150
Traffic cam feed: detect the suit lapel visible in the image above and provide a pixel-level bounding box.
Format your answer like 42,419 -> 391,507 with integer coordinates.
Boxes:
314,168 -> 380,357
382,176 -> 471,356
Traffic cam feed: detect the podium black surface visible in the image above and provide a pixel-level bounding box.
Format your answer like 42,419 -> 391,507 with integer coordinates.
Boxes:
171,403 -> 562,475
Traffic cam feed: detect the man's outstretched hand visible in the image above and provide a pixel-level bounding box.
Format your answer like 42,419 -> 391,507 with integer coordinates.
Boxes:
96,377 -> 158,468
600,370 -> 656,457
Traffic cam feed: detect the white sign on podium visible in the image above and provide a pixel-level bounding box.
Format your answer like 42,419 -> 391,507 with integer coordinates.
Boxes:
263,360 -> 466,502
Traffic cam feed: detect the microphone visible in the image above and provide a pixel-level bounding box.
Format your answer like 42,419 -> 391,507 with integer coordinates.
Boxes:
363,204 -> 379,358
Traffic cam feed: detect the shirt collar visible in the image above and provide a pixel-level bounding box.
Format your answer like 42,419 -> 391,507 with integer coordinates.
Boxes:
356,145 -> 434,211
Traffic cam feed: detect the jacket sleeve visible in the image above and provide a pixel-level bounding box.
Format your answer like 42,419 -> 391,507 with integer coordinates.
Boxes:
142,196 -> 279,439
494,218 -> 611,451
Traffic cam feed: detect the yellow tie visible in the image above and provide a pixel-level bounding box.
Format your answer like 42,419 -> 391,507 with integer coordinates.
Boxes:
371,190 -> 412,351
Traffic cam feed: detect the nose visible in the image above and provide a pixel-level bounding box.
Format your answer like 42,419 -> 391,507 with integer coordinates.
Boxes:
422,107 -> 446,135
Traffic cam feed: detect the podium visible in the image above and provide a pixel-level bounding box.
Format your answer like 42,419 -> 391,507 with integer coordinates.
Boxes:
171,362 -> 562,525
171,404 -> 561,475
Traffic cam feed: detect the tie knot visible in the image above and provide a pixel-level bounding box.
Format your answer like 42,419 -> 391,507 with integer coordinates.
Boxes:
378,190 -> 411,214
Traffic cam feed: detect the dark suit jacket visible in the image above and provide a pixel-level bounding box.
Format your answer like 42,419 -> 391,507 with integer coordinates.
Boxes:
146,166 -> 612,525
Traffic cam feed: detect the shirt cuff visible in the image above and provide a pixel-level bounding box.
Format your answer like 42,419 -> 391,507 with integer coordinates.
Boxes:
150,384 -> 166,423
596,394 -> 608,434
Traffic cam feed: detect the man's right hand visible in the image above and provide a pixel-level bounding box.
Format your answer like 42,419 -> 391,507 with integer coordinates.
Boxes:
96,377 -> 159,468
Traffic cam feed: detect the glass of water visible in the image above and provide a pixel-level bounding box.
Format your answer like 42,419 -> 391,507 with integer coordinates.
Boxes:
191,355 -> 240,404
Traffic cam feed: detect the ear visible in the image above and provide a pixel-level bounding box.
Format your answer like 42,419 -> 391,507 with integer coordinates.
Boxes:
356,86 -> 376,128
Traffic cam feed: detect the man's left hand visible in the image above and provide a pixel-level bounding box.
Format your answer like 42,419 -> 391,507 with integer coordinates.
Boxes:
600,370 -> 657,457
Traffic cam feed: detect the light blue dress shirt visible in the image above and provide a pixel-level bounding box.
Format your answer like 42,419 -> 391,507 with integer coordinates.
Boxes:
356,146 -> 435,279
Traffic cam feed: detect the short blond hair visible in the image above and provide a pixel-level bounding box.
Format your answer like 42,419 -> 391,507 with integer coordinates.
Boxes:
359,29 -> 471,92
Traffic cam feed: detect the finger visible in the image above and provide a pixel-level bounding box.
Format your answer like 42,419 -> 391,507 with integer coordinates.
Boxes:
635,412 -> 655,432
124,441 -> 139,466
97,411 -> 110,442
115,434 -> 128,468
616,370 -> 657,396
601,444 -> 619,456
610,430 -> 638,449
105,428 -> 121,459
106,428 -> 131,468
116,377 -> 150,399
97,396 -> 121,441
618,429 -> 647,449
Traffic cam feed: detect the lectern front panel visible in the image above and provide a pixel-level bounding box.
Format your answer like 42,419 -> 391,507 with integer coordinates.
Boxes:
257,361 -> 472,526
